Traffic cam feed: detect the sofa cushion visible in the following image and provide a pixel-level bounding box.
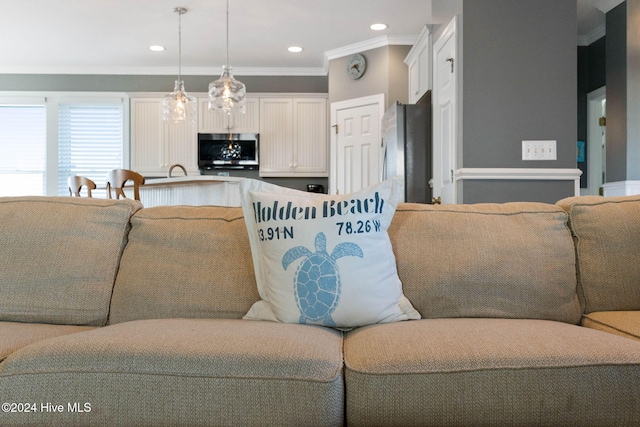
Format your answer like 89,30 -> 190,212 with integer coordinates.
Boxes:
582,311 -> 640,341
0,197 -> 141,326
239,178 -> 420,328
557,195 -> 640,313
389,202 -> 582,323
109,206 -> 260,324
344,318 -> 640,426
0,321 -> 94,361
0,318 -> 344,427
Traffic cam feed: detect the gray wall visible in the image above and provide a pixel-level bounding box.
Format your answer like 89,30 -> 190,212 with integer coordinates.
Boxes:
462,0 -> 577,169
603,0 -> 640,183
431,0 -> 462,41
0,74 -> 327,93
431,0 -> 577,203
628,0 -> 640,180
329,45 -> 410,109
606,2 -> 627,182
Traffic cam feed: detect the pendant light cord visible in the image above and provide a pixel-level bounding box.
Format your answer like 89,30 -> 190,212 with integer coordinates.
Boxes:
178,8 -> 183,81
225,0 -> 230,67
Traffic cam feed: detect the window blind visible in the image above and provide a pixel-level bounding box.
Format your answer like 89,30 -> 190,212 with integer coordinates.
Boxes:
58,103 -> 124,196
0,105 -> 46,196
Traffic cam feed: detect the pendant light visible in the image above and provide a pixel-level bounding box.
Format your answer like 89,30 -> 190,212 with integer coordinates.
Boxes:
162,7 -> 197,123
208,0 -> 246,115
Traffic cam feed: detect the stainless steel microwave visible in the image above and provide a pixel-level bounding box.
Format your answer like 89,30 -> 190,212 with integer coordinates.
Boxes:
198,133 -> 259,170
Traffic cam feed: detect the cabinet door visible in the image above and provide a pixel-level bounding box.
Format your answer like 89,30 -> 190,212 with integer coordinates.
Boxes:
259,98 -> 294,176
228,98 -> 260,133
198,97 -> 259,134
293,98 -> 328,175
130,98 -> 165,175
131,97 -> 198,176
198,97 -> 227,133
405,25 -> 432,104
407,57 -> 421,104
165,118 -> 198,175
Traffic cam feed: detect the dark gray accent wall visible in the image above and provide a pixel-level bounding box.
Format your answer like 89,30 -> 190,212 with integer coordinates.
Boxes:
462,0 -> 577,169
0,74 -> 328,93
459,0 -> 577,203
626,0 -> 640,180
606,2 -> 627,182
577,36 -> 606,188
577,37 -> 607,143
463,180 -> 575,204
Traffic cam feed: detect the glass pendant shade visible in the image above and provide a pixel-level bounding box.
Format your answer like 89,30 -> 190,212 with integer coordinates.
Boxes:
162,7 -> 195,123
208,0 -> 247,115
208,66 -> 246,115
163,80 -> 197,123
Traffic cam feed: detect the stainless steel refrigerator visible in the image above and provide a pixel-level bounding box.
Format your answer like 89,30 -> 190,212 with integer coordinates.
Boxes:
381,93 -> 432,203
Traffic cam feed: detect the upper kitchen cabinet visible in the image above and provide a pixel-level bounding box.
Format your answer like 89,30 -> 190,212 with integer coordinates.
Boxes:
405,25 -> 432,104
130,97 -> 198,176
198,97 -> 259,134
259,96 -> 328,177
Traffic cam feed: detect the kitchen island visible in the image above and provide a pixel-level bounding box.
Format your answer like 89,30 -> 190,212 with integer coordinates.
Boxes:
138,175 -> 244,208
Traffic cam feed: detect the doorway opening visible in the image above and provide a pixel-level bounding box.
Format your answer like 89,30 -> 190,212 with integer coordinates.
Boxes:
583,86 -> 606,196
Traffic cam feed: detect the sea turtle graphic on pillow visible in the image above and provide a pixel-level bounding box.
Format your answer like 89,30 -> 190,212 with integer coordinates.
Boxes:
282,232 -> 363,326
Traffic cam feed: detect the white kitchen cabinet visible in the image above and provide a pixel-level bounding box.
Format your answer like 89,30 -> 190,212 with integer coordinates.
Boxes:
405,25 -> 432,104
130,97 -> 198,176
259,97 -> 328,177
198,97 -> 259,134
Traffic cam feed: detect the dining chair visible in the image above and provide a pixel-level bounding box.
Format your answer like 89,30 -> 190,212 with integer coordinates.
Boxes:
68,175 -> 97,197
106,169 -> 145,201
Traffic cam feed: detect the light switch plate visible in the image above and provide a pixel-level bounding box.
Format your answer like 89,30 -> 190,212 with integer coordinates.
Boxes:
522,140 -> 556,161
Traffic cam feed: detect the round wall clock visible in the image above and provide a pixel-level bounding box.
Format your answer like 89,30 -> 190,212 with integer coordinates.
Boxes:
347,53 -> 366,80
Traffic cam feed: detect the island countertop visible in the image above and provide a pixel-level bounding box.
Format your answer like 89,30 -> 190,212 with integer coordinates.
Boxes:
142,175 -> 245,186
138,175 -> 245,207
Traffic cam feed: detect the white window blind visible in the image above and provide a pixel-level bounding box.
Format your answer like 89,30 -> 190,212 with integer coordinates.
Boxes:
58,103 -> 124,196
0,105 -> 46,196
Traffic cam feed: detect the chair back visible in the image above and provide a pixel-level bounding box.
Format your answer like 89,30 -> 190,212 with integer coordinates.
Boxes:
106,169 -> 145,201
68,175 -> 97,197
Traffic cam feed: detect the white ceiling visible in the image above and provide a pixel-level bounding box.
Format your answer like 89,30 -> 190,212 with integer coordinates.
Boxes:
0,0 -> 621,76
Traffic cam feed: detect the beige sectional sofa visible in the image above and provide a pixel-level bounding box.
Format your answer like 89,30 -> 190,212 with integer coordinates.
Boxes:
1,194 -> 640,426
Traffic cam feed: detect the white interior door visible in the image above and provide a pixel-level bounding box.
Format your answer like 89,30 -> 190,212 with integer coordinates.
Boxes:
330,94 -> 384,195
433,16 -> 459,204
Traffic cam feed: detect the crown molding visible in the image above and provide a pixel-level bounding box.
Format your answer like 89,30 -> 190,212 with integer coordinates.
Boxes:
324,34 -> 418,62
0,35 -> 418,77
322,34 -> 418,74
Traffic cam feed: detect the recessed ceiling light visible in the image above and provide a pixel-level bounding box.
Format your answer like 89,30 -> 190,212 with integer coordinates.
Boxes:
149,45 -> 166,52
370,23 -> 387,31
288,46 -> 303,53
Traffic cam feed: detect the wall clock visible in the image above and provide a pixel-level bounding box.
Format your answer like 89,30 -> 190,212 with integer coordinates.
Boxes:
347,53 -> 366,80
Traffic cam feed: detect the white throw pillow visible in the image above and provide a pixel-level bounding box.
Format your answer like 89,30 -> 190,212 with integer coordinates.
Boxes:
240,178 -> 420,328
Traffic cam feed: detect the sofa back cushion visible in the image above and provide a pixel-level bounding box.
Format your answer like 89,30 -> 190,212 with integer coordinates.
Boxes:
109,205 -> 260,324
0,196 -> 140,326
557,195 -> 640,313
388,202 -> 581,324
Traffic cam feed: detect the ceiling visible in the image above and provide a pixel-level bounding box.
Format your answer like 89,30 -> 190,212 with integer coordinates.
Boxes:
0,0 -> 622,76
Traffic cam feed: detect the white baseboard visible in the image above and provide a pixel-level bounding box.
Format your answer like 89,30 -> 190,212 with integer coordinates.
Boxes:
601,180 -> 640,197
